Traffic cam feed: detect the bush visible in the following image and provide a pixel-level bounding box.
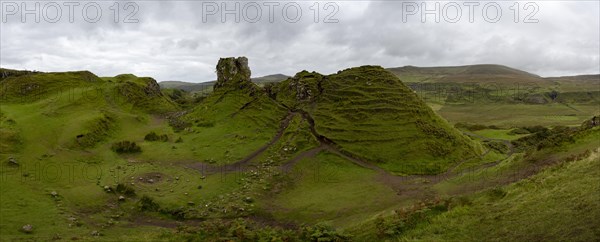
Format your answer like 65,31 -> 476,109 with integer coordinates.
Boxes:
484,140 -> 509,154
300,223 -> 351,241
112,141 -> 141,153
508,128 -> 530,135
138,195 -> 160,211
158,219 -> 300,241
115,183 -> 136,196
454,122 -> 491,131
144,131 -> 168,142
375,199 -> 449,238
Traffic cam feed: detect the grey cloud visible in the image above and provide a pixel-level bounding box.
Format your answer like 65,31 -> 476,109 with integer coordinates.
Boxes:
1,1 -> 598,82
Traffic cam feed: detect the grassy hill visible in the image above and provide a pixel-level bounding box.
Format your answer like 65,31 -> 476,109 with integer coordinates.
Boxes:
0,62 -> 598,241
272,66 -> 483,174
387,64 -> 543,84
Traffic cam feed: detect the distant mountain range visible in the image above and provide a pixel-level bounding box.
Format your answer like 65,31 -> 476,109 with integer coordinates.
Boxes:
159,74 -> 290,92
158,64 -> 599,92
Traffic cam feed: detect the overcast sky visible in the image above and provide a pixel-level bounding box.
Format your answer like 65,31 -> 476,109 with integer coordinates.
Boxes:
1,1 -> 599,82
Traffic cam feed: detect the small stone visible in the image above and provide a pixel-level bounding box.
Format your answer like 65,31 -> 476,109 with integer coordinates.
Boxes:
91,230 -> 100,236
20,224 -> 33,233
175,176 -> 180,180
7,157 -> 19,166
184,192 -> 189,196
200,176 -> 206,179
118,196 -> 125,201
148,179 -> 154,183
50,191 -> 58,197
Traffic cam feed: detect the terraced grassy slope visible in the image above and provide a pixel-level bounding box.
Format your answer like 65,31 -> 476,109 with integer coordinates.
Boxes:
274,66 -> 483,175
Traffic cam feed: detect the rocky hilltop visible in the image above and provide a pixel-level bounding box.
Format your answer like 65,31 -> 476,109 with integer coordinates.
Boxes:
214,57 -> 252,90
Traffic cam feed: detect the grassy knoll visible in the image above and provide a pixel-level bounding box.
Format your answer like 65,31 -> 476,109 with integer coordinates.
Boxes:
290,66 -> 483,175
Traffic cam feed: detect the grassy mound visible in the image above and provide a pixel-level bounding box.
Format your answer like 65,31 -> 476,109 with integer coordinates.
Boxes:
275,66 -> 482,175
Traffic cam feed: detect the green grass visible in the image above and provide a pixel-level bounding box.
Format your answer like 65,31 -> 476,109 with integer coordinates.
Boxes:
1,66 -> 598,241
472,129 -> 528,140
398,148 -> 600,241
305,66 -> 483,175
268,151 -> 400,227
438,103 -> 599,127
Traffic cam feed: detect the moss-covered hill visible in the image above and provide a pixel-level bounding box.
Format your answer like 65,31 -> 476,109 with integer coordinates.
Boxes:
272,66 -> 483,174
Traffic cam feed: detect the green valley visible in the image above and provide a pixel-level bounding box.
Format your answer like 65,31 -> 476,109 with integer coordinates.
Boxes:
0,58 -> 598,241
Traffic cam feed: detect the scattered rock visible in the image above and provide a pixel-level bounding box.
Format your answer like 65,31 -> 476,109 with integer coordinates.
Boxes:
90,230 -> 100,236
118,196 -> 125,201
7,157 -> 19,166
50,191 -> 58,197
20,224 -> 33,233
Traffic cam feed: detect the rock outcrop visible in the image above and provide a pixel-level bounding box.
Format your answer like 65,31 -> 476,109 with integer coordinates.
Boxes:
214,57 -> 252,90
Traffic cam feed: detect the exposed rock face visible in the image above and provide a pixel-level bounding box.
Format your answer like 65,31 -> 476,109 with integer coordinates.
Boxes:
214,57 -> 252,90
143,78 -> 163,96
288,71 -> 322,102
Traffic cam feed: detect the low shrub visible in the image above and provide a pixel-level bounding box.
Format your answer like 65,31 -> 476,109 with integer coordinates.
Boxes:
144,131 -> 169,142
112,141 -> 141,153
138,195 -> 160,211
115,183 -> 136,196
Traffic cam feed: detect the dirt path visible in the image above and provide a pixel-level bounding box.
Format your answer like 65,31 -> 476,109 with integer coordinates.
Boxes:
187,104 -> 521,198
187,107 -> 518,193
187,112 -> 297,174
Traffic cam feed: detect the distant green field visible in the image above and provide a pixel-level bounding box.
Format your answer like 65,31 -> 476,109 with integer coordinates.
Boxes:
437,103 -> 599,127
472,129 -> 528,140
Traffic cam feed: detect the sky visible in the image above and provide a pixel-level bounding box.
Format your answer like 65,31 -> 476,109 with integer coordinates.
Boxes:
1,1 -> 599,83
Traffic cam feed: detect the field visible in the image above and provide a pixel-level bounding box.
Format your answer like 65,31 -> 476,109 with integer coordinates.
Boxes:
0,63 -> 599,241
